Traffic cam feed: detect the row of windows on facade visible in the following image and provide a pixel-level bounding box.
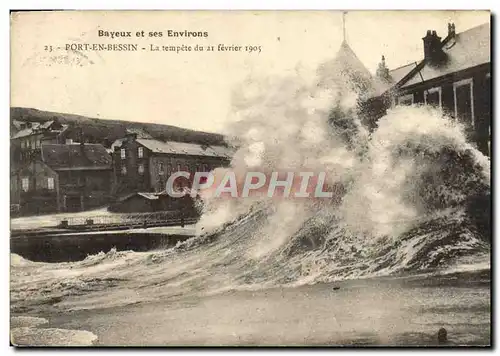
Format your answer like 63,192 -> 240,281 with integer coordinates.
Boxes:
19,137 -> 42,149
120,147 -> 143,159
20,177 -> 54,192
120,162 -> 213,176
395,75 -> 490,128
19,164 -> 214,191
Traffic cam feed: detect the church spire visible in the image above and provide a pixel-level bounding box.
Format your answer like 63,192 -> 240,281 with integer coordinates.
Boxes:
342,11 -> 347,42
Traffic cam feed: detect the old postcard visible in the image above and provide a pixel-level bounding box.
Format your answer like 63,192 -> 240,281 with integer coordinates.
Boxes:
10,10 -> 491,347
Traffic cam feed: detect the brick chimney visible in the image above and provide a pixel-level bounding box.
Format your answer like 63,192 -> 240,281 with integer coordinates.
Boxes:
448,22 -> 456,38
125,131 -> 138,142
422,30 -> 446,66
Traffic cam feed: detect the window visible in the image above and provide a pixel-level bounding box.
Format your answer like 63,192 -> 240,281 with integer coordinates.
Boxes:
47,177 -> 54,190
121,165 -> 127,175
138,163 -> 144,175
453,78 -> 474,128
166,163 -> 172,177
397,94 -> 414,106
158,162 -> 164,175
20,140 -> 25,149
203,164 -> 210,172
120,148 -> 126,159
21,177 -> 29,192
424,87 -> 442,108
138,147 -> 144,158
177,163 -> 181,172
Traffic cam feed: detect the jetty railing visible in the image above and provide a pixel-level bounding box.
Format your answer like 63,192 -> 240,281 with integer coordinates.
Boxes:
59,211 -> 198,231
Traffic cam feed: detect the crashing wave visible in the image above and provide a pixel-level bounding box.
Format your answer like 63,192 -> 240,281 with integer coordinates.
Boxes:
10,60 -> 490,314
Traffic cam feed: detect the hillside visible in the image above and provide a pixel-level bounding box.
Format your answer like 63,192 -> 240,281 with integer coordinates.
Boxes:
10,107 -> 227,147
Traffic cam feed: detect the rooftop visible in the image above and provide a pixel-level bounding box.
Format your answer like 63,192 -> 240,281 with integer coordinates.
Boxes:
401,22 -> 490,88
116,192 -> 161,202
41,143 -> 112,171
11,107 -> 226,147
136,138 -> 234,159
11,120 -> 68,139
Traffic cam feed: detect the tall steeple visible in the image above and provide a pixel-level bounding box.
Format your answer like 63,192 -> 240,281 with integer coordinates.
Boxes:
342,11 -> 347,43
316,11 -> 375,98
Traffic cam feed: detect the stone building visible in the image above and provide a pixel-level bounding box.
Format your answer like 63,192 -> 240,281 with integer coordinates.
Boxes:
112,132 -> 233,197
10,119 -> 68,164
12,142 -> 113,214
10,108 -> 232,215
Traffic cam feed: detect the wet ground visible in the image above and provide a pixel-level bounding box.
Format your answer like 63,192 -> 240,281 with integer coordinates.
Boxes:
38,271 -> 490,346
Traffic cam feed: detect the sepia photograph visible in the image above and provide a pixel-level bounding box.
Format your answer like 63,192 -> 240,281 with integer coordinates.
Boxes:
9,9 -> 491,347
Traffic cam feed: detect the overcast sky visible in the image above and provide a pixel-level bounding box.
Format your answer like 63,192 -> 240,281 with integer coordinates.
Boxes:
11,10 -> 489,133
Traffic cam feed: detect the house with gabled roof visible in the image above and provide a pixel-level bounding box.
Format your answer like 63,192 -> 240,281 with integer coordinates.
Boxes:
10,119 -> 69,166
370,22 -> 491,155
12,142 -> 113,214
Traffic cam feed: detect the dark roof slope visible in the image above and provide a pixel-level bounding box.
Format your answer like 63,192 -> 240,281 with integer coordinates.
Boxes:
11,107 -> 226,147
400,22 -> 490,89
137,138 -> 234,158
41,143 -> 112,170
117,192 -> 161,202
368,22 -> 490,96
